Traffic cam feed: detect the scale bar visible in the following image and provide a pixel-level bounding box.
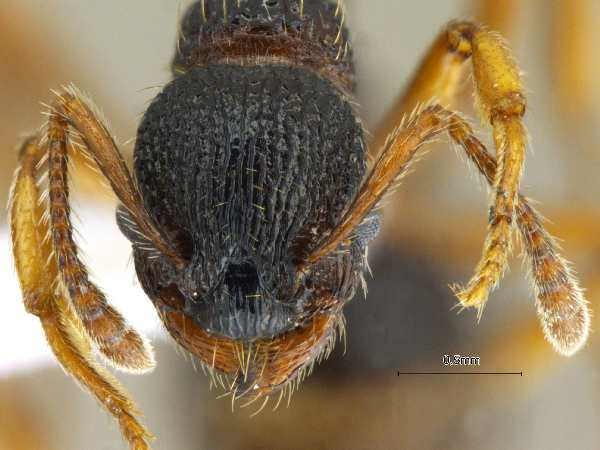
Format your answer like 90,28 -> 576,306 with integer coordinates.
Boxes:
397,371 -> 523,376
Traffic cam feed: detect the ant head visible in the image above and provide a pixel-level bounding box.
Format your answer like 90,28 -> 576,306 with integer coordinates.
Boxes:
128,56 -> 376,395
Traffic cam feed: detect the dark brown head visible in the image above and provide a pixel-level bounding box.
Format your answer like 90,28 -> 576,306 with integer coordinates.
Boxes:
173,0 -> 355,91
120,0 -> 378,398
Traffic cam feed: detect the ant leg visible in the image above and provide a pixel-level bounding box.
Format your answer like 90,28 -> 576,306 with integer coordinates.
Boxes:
10,138 -> 153,450
370,27 -> 467,153
449,117 -> 590,356
35,85 -> 169,372
476,0 -> 597,123
304,105 -> 478,271
46,85 -> 185,267
304,104 -> 589,354
371,21 -> 527,313
372,20 -> 525,146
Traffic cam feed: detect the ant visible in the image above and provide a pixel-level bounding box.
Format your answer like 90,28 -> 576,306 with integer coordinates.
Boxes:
9,1 -> 589,449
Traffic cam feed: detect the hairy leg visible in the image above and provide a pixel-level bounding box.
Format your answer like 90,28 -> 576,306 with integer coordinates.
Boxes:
474,0 -> 519,35
477,0 -> 597,121
32,85 -> 168,372
10,138 -> 153,450
370,21 -> 528,314
449,117 -> 590,355
303,104 -> 589,355
370,29 -> 467,154
46,85 -> 185,267
45,113 -> 154,372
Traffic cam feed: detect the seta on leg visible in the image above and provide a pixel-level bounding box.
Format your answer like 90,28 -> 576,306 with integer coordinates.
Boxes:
371,20 -> 529,316
46,86 -> 185,268
37,86 -> 163,373
475,0 -> 597,124
10,138 -> 153,450
305,104 -> 589,355
448,121 -> 590,355
46,111 -> 155,372
399,109 -> 583,354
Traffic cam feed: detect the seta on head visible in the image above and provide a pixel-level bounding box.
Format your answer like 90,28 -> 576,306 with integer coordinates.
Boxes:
173,0 -> 355,91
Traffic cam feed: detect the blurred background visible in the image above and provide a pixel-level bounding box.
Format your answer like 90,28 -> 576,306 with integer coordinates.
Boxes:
1,0 -> 599,449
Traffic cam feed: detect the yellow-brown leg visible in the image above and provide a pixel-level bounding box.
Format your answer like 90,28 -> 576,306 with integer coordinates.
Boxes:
32,85 -> 173,372
370,21 -> 527,315
477,0 -> 598,125
369,30 -> 468,153
303,104 -> 588,355
10,139 -> 153,450
29,85 -> 187,373
46,85 -> 185,268
46,110 -> 153,371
